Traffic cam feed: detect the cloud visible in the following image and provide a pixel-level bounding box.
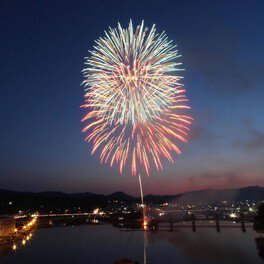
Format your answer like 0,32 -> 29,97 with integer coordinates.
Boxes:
235,119 -> 264,151
181,171 -> 242,191
184,26 -> 263,95
240,130 -> 264,151
189,122 -> 217,144
171,165 -> 264,195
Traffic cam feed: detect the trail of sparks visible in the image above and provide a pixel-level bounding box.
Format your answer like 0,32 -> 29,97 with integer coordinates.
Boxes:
82,20 -> 192,176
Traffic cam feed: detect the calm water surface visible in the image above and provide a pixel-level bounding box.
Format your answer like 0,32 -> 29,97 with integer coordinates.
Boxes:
1,224 -> 263,264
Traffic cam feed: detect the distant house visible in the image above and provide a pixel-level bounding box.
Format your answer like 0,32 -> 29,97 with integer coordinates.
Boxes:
0,216 -> 15,236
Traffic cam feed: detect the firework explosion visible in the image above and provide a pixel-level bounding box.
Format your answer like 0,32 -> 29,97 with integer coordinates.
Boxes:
82,20 -> 192,176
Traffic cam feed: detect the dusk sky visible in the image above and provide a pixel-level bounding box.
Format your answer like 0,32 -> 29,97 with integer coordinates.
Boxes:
1,0 -> 263,195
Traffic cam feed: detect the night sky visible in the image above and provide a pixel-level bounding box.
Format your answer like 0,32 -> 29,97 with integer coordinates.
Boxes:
1,0 -> 263,195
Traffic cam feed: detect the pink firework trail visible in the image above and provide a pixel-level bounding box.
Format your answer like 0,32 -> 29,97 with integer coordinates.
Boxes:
81,20 -> 192,176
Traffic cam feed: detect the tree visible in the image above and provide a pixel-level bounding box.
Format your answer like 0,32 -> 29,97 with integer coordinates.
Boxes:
254,203 -> 264,232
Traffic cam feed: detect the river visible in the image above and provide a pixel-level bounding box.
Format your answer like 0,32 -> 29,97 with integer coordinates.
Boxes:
1,223 -> 263,264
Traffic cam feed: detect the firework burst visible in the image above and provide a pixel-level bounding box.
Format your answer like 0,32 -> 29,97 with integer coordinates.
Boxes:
82,20 -> 192,176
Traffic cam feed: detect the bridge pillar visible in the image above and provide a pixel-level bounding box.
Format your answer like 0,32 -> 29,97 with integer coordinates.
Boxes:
240,213 -> 246,232
191,214 -> 196,232
170,220 -> 173,231
214,213 -> 220,232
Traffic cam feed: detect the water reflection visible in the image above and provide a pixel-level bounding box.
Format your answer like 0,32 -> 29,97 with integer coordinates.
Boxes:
147,227 -> 260,263
255,237 -> 264,260
112,229 -> 147,264
0,229 -> 36,257
115,220 -> 261,264
113,259 -> 139,264
0,215 -> 37,257
144,230 -> 147,264
1,222 -> 263,264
